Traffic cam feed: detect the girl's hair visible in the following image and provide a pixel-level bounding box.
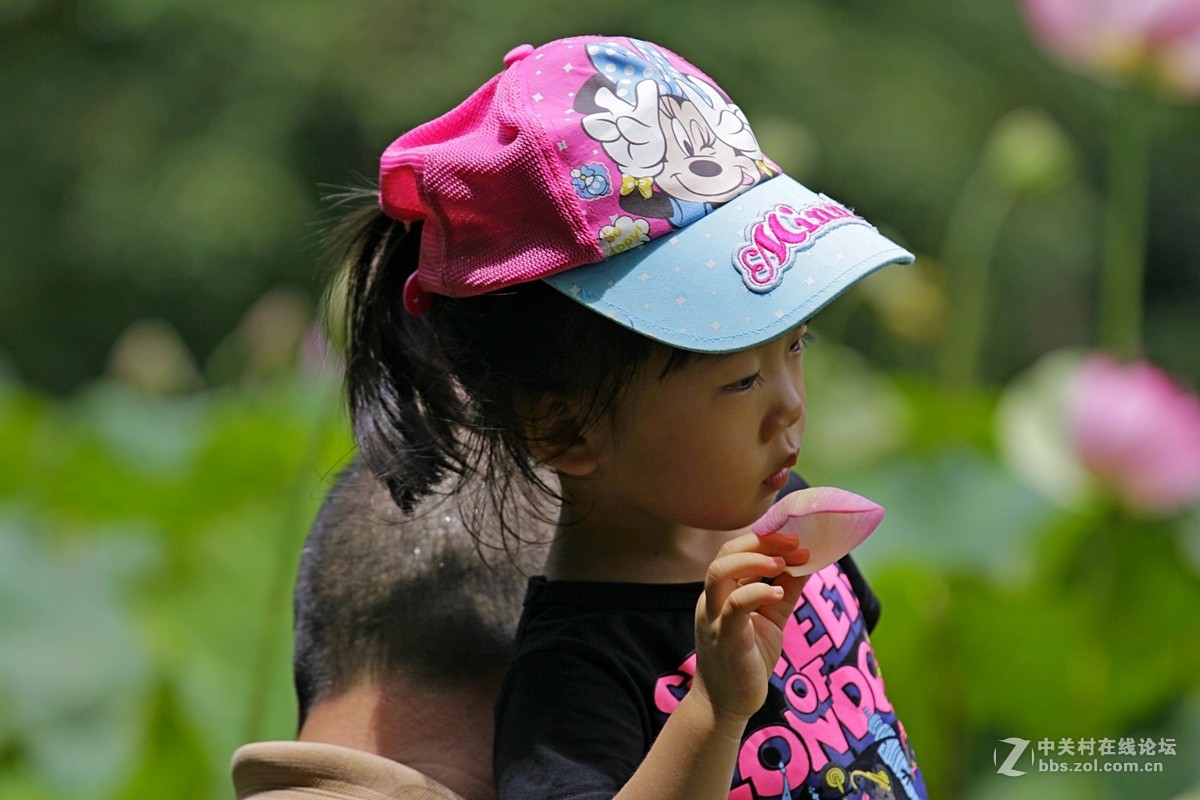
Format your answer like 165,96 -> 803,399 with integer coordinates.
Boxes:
332,196 -> 698,544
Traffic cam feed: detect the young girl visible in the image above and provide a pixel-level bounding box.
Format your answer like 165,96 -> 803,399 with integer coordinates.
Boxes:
340,35 -> 928,800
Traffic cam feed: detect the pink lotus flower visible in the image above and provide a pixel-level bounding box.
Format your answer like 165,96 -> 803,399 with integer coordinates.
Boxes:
1068,354 -> 1200,515
752,487 -> 885,575
1021,0 -> 1200,98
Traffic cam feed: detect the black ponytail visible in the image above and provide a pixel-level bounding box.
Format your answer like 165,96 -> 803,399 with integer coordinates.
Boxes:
338,212 -> 463,512
332,194 -> 700,544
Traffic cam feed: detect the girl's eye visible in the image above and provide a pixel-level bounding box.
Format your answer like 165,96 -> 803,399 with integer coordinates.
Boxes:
725,373 -> 761,393
790,330 -> 815,354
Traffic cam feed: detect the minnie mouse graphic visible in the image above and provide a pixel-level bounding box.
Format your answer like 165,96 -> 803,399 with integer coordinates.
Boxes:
575,39 -> 779,228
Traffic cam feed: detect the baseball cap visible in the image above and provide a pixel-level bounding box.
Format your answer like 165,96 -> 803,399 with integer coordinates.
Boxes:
379,35 -> 914,353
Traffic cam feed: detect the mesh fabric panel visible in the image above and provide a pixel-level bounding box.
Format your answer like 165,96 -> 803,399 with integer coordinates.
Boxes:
411,76 -> 602,296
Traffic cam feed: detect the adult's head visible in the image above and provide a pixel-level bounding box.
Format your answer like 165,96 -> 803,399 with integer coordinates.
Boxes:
290,459 -> 549,799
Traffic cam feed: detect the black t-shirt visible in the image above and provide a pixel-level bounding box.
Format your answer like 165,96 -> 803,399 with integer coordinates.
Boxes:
494,475 -> 927,800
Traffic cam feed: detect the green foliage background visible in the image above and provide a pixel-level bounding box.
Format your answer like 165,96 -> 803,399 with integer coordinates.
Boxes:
2,1 -> 1199,798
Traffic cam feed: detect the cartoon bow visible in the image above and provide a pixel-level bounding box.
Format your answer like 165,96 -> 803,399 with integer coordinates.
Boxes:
589,39 -> 690,102
620,174 -> 654,199
756,159 -> 780,177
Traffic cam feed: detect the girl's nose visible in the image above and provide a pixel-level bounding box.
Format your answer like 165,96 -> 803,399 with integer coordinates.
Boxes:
763,373 -> 806,439
780,378 -> 806,427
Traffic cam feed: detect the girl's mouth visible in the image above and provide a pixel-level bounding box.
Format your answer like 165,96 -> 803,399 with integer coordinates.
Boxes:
762,453 -> 798,490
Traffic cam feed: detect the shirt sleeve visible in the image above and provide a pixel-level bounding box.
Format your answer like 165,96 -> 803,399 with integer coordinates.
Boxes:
494,644 -> 651,800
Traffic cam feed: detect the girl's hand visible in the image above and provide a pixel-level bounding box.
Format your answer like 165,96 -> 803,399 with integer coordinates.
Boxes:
690,532 -> 809,722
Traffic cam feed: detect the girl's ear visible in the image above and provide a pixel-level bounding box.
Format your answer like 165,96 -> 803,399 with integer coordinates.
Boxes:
525,397 -> 603,478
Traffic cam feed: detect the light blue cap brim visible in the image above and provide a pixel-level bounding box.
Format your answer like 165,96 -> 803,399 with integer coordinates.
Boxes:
544,174 -> 914,353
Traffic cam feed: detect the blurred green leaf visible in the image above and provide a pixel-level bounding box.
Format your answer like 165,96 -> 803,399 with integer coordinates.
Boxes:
950,576 -> 1101,733
111,682 -> 215,800
0,510 -> 156,797
851,448 -> 1054,581
0,383 -> 47,498
800,340 -> 914,480
967,771 -> 1102,800
73,383 -> 209,477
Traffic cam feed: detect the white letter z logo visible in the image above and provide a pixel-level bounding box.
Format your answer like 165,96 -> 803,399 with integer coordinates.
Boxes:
994,737 -> 1031,777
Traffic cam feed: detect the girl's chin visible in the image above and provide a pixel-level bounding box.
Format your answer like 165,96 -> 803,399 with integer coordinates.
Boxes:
717,496 -> 779,533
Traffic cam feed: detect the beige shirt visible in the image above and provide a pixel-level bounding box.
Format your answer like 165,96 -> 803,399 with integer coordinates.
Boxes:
231,741 -> 467,800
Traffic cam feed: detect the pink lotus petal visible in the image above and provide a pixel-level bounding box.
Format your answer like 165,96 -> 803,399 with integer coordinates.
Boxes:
1160,32 -> 1200,96
752,487 -> 885,575
1021,0 -> 1108,66
1068,353 -> 1200,515
1138,0 -> 1200,47
1022,0 -> 1200,98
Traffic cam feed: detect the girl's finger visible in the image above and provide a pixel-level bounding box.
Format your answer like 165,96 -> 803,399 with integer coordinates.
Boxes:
724,581 -> 786,618
756,571 -> 808,629
704,553 -> 785,619
780,546 -> 812,576
718,530 -> 799,558
708,552 -> 787,585
716,531 -> 810,577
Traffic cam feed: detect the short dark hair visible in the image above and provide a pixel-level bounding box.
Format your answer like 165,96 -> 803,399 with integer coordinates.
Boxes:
335,201 -> 699,541
291,459 -> 548,727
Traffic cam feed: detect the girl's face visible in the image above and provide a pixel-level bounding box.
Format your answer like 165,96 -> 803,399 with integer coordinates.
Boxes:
587,324 -> 809,534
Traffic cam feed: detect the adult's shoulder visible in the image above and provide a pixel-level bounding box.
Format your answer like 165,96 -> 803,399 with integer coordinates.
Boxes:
231,740 -> 465,800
